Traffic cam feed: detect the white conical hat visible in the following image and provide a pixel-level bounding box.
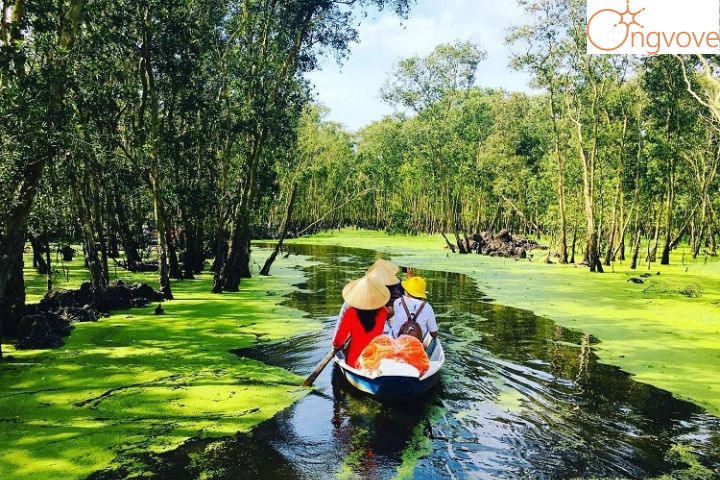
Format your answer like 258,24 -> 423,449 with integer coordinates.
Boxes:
369,258 -> 400,275
366,265 -> 400,286
342,277 -> 391,310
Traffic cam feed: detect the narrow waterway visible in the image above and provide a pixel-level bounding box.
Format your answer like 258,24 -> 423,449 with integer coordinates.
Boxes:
97,244 -> 720,479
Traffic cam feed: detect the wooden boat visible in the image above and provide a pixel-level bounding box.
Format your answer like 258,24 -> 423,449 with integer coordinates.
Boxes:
334,336 -> 445,400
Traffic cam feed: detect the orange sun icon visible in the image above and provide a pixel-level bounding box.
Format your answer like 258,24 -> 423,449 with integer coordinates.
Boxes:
617,0 -> 645,28
587,0 -> 646,52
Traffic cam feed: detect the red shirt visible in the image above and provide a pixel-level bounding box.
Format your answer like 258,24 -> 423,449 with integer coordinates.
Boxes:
333,307 -> 388,368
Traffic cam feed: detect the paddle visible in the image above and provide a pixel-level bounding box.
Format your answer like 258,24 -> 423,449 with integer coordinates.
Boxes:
302,348 -> 340,387
302,337 -> 350,387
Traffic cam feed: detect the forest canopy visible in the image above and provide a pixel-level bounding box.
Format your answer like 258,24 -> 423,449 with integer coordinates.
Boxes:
2,0 -> 719,358
0,0 -> 412,357
287,6 -> 720,273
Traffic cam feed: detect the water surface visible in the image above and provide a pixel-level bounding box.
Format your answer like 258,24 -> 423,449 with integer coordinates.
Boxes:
95,243 -> 720,479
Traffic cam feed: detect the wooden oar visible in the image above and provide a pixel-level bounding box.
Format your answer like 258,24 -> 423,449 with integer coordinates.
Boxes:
302,338 -> 350,387
302,348 -> 340,387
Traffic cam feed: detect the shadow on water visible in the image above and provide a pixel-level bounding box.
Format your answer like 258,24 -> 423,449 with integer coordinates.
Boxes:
93,244 -> 720,479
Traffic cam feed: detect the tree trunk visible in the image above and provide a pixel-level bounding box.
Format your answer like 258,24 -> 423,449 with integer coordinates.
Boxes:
575,120 -> 603,273
604,194 -> 618,267
108,233 -> 119,258
44,233 -> 53,291
28,233 -> 49,275
212,20 -> 309,291
211,231 -> 228,274
237,231 -> 253,281
570,223 -> 578,264
550,87 -> 568,263
76,187 -> 108,296
630,226 -> 642,270
150,172 -> 173,299
0,0 -> 85,358
97,217 -> 110,284
649,203 -> 662,262
586,232 -> 603,273
141,5 -> 172,300
441,232 -> 457,253
454,230 -> 467,254
0,249 -> 25,360
660,186 -> 674,265
166,224 -> 181,280
193,225 -> 205,274
214,208 -> 253,293
660,106 -> 676,265
213,128 -> 267,293
113,199 -> 142,270
181,220 -> 197,279
615,197 -> 633,262
261,184 -> 297,276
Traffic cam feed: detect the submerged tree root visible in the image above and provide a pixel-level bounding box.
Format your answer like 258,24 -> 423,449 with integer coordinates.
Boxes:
12,281 -> 166,351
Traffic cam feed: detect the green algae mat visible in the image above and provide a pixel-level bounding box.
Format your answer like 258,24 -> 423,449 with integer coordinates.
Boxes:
286,229 -> 720,416
0,252 -> 319,479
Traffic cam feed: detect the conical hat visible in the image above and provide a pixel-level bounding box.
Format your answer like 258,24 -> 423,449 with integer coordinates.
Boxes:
366,266 -> 400,286
369,258 -> 400,275
342,277 -> 390,310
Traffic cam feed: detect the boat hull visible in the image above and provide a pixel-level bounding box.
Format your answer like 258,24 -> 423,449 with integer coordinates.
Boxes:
339,366 -> 441,400
335,337 -> 444,400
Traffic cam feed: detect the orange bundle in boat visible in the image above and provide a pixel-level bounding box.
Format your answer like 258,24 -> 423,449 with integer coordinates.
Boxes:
356,335 -> 395,371
395,335 -> 431,374
356,335 -> 430,375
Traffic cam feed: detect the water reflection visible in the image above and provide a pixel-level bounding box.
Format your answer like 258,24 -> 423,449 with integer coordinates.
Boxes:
95,243 -> 720,479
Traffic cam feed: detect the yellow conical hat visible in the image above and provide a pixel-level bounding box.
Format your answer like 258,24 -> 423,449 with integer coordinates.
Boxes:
342,277 -> 390,310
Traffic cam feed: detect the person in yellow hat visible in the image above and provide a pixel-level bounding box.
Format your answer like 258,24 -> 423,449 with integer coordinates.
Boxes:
391,276 -> 438,340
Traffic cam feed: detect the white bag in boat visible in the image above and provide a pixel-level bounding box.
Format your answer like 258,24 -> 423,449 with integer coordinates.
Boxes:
377,359 -> 421,378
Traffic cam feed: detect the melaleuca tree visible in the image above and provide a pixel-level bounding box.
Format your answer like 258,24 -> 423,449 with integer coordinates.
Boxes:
641,55 -> 705,265
380,41 -> 489,251
0,0 -> 85,358
210,0 -> 413,293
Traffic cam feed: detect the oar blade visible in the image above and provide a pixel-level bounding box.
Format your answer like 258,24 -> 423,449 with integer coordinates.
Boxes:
302,373 -> 320,387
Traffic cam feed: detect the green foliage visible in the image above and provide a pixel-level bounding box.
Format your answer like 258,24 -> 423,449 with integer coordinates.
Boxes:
1,0 -> 415,301
381,40 -> 487,112
287,3 -> 720,273
660,444 -> 716,480
386,209 -> 412,235
0,248 -> 317,479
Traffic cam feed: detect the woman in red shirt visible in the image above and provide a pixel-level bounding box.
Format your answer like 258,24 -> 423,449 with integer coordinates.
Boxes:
333,277 -> 390,368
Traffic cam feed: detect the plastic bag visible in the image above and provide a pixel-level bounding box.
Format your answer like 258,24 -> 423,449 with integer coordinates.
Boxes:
356,335 -> 395,371
395,335 -> 431,374
357,335 -> 430,375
